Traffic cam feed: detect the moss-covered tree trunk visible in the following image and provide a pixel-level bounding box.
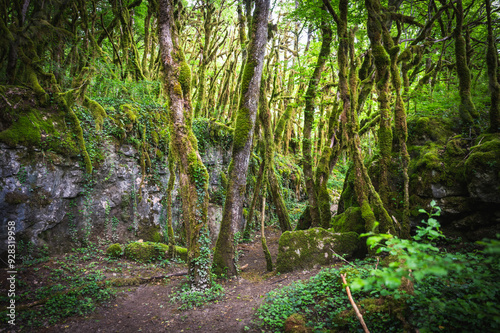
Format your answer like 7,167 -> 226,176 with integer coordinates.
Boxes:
260,76 -> 292,232
212,0 -> 269,277
485,0 -> 500,133
260,183 -> 273,272
365,0 -> 392,206
324,0 -> 394,235
302,21 -> 332,228
453,0 -> 478,126
159,0 -> 211,290
166,148 -> 177,258
380,14 -> 410,238
194,1 -> 215,117
243,159 -> 266,240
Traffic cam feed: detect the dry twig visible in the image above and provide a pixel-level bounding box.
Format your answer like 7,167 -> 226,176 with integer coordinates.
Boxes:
340,273 -> 370,333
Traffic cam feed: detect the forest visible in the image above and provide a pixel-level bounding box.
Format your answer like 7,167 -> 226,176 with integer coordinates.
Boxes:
0,0 -> 499,331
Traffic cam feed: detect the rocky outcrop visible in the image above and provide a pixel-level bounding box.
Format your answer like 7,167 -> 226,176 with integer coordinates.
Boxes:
335,117 -> 500,241
0,130 -> 231,259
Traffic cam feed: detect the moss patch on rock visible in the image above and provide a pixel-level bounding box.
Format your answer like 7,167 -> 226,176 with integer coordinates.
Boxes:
123,241 -> 187,262
284,313 -> 309,333
106,243 -> 122,257
276,229 -> 362,273
330,207 -> 364,234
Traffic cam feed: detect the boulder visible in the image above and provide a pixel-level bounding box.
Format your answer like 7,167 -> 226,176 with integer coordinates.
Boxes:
276,228 -> 363,273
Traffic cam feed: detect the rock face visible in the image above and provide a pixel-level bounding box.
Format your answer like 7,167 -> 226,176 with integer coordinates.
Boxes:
276,228 -> 363,273
0,134 -> 231,258
336,118 -> 500,241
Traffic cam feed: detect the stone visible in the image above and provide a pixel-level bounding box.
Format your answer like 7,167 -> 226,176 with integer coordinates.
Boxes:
276,228 -> 362,273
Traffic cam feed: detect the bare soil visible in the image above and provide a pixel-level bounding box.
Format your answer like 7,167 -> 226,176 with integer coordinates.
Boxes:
2,228 -> 322,333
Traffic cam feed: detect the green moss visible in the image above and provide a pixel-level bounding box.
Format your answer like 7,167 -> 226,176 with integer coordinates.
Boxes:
233,107 -> 252,151
26,65 -> 48,105
187,150 -> 209,193
123,241 -> 187,262
240,60 -> 256,94
151,231 -> 162,243
83,97 -> 107,131
330,207 -> 364,234
360,201 -> 377,233
179,61 -> 191,97
0,113 -> 43,147
464,135 -> 500,176
220,171 -> 228,188
409,117 -> 453,145
413,143 -> 442,170
106,243 -> 122,257
284,313 -> 308,333
276,229 -> 361,273
120,104 -> 138,123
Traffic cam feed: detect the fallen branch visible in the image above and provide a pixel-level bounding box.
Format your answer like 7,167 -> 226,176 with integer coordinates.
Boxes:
340,273 -> 370,333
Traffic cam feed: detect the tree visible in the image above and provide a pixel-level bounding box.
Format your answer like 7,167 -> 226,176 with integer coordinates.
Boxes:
485,0 -> 500,133
302,15 -> 332,228
158,0 -> 211,290
212,0 -> 270,277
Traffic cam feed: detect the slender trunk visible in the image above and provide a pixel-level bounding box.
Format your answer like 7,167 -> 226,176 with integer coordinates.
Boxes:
243,159 -> 266,240
142,4 -> 153,78
166,149 -> 176,258
485,0 -> 500,132
260,183 -> 273,272
213,0 -> 269,277
454,0 -> 478,126
302,21 -> 332,228
260,76 -> 292,232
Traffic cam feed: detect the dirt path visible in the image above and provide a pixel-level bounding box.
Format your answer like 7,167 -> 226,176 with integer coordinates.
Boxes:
38,229 -> 321,333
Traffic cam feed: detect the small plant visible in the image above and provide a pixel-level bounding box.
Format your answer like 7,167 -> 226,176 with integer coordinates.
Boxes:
170,280 -> 225,311
112,217 -> 120,241
106,243 -> 122,257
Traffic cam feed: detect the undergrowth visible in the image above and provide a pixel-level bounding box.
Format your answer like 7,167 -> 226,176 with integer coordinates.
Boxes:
255,202 -> 500,332
170,279 -> 225,311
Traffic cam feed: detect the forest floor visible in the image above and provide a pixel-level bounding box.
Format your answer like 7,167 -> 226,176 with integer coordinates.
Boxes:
2,228 -> 323,333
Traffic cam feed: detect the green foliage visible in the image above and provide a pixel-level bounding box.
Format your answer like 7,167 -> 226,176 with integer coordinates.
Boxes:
258,202 -> 500,332
191,117 -> 233,154
351,201 -> 500,332
256,264 -> 393,332
170,280 -> 225,311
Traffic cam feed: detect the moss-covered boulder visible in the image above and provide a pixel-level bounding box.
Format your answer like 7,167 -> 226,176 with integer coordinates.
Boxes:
123,241 -> 187,262
330,207 -> 364,234
276,229 -> 363,273
106,243 -> 122,257
464,134 -> 500,203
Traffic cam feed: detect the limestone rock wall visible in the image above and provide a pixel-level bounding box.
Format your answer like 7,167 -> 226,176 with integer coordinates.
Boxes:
0,139 -> 231,258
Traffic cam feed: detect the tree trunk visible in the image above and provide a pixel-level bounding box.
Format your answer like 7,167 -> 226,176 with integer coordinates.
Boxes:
260,183 -> 273,272
260,75 -> 292,232
158,0 -> 211,290
302,21 -> 332,228
212,0 -> 269,277
365,0 -> 392,206
454,0 -> 478,126
485,0 -> 500,133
